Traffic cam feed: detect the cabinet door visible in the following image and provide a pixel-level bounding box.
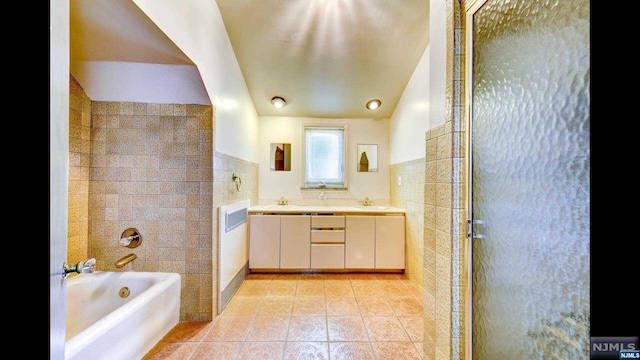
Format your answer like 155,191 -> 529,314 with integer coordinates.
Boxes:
280,215 -> 311,268
345,216 -> 375,268
375,216 -> 405,269
249,215 -> 280,269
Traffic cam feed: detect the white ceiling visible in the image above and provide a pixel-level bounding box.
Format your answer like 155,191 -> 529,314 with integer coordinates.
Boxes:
70,0 -> 429,119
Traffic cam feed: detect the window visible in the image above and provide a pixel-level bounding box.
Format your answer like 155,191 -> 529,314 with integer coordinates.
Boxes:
303,126 -> 346,188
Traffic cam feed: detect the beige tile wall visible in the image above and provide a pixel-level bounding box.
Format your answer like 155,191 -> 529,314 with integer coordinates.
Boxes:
68,76 -> 92,264
390,159 -> 425,291
423,1 -> 466,359
87,100 -> 214,321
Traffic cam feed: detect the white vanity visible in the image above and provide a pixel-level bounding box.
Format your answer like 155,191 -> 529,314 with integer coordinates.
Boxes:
247,205 -> 406,272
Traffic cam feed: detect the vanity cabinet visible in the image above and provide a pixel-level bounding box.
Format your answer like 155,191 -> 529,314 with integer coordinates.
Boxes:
248,215 -> 281,269
280,215 -> 311,268
249,211 -> 405,271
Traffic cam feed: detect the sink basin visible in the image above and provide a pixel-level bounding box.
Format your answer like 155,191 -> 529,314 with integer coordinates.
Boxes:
353,206 -> 388,210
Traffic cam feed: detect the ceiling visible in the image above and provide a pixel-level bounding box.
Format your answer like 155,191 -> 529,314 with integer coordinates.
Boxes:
70,0 -> 429,119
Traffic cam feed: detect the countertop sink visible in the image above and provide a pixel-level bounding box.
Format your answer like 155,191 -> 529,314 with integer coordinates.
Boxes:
249,204 -> 403,214
254,204 -> 300,210
352,206 -> 388,210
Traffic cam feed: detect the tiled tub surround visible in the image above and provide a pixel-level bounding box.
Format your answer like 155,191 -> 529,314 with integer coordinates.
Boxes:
67,74 -> 216,322
87,100 -> 214,321
144,272 -> 424,360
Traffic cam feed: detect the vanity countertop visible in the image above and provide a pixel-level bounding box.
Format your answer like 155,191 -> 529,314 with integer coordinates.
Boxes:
248,205 -> 405,214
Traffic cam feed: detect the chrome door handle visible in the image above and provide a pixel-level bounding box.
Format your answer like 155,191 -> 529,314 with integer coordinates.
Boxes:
466,219 -> 485,239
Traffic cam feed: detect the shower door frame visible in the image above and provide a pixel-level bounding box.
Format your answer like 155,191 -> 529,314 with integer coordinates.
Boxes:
463,1 -> 486,357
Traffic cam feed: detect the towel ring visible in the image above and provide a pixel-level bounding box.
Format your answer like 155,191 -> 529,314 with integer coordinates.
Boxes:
232,173 -> 242,191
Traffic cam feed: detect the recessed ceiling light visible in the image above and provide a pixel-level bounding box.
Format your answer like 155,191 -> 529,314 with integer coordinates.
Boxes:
366,99 -> 381,110
271,96 -> 286,108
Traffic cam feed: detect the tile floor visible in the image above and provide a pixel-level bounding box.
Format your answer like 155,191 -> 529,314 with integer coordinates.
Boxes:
144,272 -> 425,360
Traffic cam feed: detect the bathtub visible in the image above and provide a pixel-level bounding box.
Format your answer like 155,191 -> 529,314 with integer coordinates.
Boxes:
65,271 -> 181,360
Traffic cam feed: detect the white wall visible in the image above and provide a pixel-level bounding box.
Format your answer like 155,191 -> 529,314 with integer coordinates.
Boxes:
133,0 -> 259,163
71,61 -> 211,105
389,0 -> 445,165
258,116 -> 390,204
389,43 -> 431,164
429,0 -> 447,130
50,0 -> 69,358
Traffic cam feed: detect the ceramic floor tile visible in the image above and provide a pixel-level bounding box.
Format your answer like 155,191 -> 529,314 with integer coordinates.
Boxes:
325,282 -> 355,297
235,342 -> 285,360
142,342 -> 198,360
203,316 -> 252,341
288,315 -> 328,341
222,297 -> 262,316
379,281 -> 415,297
296,281 -> 326,296
235,282 -> 268,297
189,342 -> 241,360
326,297 -> 360,316
371,342 -> 422,360
160,321 -> 211,342
329,342 -> 376,360
351,282 -> 386,297
387,297 -> 424,316
144,273 -> 427,360
256,297 -> 294,316
266,280 -> 298,297
283,341 -> 329,360
246,315 -> 290,341
363,316 -> 411,342
292,297 -> 326,315
398,316 -> 424,342
357,297 -> 395,316
327,316 -> 370,341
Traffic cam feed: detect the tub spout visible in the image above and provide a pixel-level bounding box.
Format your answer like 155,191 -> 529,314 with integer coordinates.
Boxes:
62,258 -> 96,278
115,254 -> 137,268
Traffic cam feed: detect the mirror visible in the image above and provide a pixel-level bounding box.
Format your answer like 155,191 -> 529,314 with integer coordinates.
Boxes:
357,144 -> 378,172
270,143 -> 291,171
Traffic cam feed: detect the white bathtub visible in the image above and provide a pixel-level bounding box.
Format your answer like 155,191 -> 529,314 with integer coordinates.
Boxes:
65,271 -> 181,360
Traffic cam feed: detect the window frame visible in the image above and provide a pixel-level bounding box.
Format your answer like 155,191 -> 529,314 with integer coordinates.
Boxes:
302,125 -> 347,189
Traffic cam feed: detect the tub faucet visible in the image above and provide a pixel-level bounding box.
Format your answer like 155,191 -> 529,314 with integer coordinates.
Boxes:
62,258 -> 96,278
115,253 -> 137,269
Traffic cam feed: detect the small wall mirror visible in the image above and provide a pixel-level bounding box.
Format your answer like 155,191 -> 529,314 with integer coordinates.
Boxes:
357,144 -> 378,172
270,143 -> 291,171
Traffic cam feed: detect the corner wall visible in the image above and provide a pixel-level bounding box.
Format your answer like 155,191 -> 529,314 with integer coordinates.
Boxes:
390,160 -> 425,290
68,76 -> 91,264
421,0 -> 466,358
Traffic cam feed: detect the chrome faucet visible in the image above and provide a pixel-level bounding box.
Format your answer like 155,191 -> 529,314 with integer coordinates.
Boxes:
361,197 -> 373,206
277,196 -> 289,205
62,258 -> 96,278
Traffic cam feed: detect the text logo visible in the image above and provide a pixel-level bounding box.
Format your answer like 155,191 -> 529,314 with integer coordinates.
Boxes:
620,350 -> 639,359
591,337 -> 639,359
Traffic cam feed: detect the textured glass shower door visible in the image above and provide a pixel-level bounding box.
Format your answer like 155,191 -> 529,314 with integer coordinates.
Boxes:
466,0 -> 590,358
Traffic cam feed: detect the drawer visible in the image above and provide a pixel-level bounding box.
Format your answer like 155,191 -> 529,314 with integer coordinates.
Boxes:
311,244 -> 345,269
311,229 -> 345,243
311,215 -> 345,228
